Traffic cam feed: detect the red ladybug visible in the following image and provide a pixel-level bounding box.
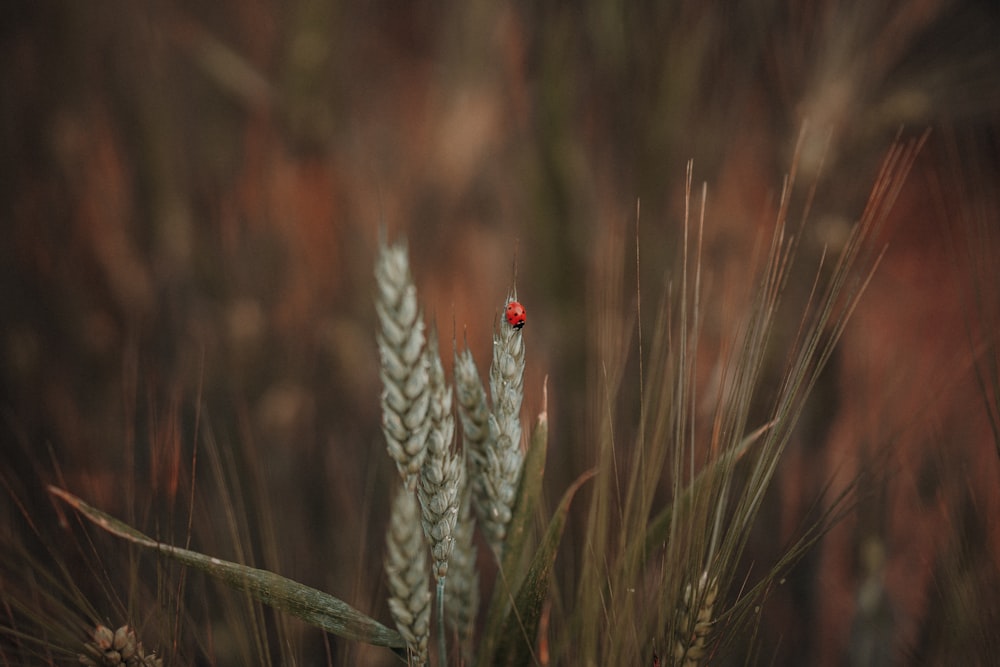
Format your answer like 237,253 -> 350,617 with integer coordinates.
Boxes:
505,301 -> 526,330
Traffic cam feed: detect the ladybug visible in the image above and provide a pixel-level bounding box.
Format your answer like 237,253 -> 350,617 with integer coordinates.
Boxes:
505,301 -> 526,330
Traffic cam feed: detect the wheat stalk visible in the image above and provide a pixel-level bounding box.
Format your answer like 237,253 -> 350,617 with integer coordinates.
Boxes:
386,487 -> 432,666
417,331 -> 462,667
376,238 -> 431,488
378,238 -> 463,667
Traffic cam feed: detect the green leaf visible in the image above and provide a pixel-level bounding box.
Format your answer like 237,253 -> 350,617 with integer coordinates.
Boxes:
476,399 -> 549,667
47,486 -> 406,651
493,468 -> 596,667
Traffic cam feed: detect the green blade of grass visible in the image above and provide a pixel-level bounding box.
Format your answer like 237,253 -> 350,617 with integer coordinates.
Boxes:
493,468 -> 596,667
47,485 -> 406,650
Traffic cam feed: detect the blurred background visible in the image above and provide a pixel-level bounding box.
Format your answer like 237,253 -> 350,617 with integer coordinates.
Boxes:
2,0 -> 1000,664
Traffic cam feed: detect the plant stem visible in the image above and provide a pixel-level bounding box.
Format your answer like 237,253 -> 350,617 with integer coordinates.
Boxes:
437,577 -> 447,667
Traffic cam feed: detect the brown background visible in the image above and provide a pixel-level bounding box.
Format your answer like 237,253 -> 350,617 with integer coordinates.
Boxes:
2,1 -> 999,664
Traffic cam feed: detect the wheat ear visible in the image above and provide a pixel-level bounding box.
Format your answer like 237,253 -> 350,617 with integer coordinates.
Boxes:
672,571 -> 719,667
418,333 -> 462,580
386,487 -> 432,666
444,461 -> 480,660
454,344 -> 493,535
481,292 -> 526,554
79,624 -> 163,667
419,332 -> 462,667
376,239 -> 430,487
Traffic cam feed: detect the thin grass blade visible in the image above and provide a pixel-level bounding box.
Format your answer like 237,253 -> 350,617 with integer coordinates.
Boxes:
642,420 -> 773,558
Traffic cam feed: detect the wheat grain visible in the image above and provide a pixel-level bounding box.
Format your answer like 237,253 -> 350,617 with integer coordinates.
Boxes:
386,486 -> 432,666
376,239 -> 431,488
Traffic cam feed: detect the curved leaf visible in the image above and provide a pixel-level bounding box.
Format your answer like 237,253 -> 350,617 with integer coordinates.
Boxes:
494,468 -> 596,667
47,486 -> 406,650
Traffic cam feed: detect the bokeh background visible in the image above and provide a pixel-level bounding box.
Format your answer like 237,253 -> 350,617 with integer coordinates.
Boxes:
3,0 -> 1000,664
